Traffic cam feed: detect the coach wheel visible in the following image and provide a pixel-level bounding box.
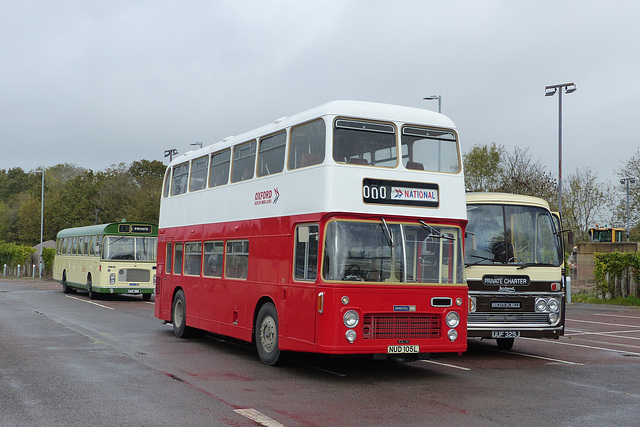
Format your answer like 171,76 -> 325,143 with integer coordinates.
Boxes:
496,338 -> 514,351
62,272 -> 73,294
87,276 -> 97,300
172,289 -> 189,338
142,293 -> 152,302
255,303 -> 281,365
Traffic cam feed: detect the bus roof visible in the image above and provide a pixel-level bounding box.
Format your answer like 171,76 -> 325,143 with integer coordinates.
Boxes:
168,100 -> 456,167
466,192 -> 551,210
56,222 -> 158,239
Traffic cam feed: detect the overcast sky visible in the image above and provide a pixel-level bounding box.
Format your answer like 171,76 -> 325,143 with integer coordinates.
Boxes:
1,1 -> 638,186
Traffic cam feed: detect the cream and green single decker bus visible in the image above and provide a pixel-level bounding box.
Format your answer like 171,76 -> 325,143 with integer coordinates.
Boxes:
53,222 -> 158,300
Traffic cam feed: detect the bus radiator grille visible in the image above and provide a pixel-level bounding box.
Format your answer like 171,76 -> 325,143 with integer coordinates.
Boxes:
362,314 -> 441,339
118,269 -> 151,283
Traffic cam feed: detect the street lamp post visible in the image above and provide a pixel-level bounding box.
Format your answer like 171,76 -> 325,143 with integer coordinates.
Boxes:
35,169 -> 44,278
190,142 -> 203,149
620,177 -> 636,241
423,95 -> 442,113
164,149 -> 178,163
545,82 -> 577,218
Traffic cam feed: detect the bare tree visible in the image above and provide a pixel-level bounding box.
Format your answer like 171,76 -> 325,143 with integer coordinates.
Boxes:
562,167 -> 610,242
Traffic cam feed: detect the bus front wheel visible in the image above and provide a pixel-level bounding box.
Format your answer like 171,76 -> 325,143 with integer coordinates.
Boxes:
172,289 -> 190,338
62,272 -> 74,294
255,303 -> 281,366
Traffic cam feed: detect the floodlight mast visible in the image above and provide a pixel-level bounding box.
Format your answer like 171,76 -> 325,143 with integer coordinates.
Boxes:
545,82 -> 576,219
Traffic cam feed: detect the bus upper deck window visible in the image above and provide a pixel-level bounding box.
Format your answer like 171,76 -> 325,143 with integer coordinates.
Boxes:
289,119 -> 326,170
333,119 -> 397,167
401,126 -> 460,173
258,132 -> 286,177
209,149 -> 231,187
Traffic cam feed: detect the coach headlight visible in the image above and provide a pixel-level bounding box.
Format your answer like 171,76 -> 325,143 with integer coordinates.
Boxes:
535,298 -> 548,312
547,298 -> 559,312
109,273 -> 116,285
343,310 -> 359,328
448,329 -> 458,342
549,312 -> 560,324
469,297 -> 477,313
445,311 -> 460,328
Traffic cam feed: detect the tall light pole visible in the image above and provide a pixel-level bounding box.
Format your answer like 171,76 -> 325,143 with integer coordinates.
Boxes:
545,83 -> 576,218
35,169 -> 44,278
423,95 -> 442,113
164,149 -> 178,163
620,177 -> 636,241
190,142 -> 203,149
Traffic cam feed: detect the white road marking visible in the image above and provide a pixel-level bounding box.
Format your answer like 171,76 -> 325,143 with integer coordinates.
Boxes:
65,295 -> 114,310
422,359 -> 471,371
234,408 -> 285,427
498,345 -> 583,365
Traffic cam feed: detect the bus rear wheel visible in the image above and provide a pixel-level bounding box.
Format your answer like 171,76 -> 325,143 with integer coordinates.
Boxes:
172,289 -> 190,338
255,303 -> 281,365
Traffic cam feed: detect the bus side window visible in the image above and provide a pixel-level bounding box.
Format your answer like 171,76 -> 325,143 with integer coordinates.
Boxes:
165,243 -> 172,274
163,167 -> 171,198
294,225 -> 319,281
289,119 -> 326,170
189,156 -> 209,192
231,141 -> 256,183
258,131 -> 286,177
173,243 -> 183,275
203,241 -> 224,277
184,242 -> 202,276
209,149 -> 230,188
171,162 -> 189,196
226,240 -> 249,279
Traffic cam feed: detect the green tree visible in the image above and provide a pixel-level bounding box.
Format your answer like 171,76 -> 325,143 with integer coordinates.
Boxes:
463,142 -> 504,192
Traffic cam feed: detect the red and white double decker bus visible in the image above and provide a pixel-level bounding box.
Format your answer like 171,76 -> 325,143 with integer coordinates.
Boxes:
155,100 -> 468,365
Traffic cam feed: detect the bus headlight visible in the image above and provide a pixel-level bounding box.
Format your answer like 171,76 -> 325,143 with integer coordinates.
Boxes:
343,310 -> 359,328
535,298 -> 548,312
345,329 -> 357,343
445,311 -> 460,328
448,329 -> 458,342
109,273 -> 116,285
469,297 -> 477,313
549,312 -> 559,324
548,298 -> 559,312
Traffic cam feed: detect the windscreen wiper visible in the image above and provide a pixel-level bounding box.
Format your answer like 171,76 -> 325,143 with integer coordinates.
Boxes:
380,218 -> 394,247
517,262 -> 557,270
465,255 -> 494,267
419,220 -> 455,240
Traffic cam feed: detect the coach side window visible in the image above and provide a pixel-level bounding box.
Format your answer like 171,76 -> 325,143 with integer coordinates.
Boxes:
288,119 -> 326,169
163,168 -> 171,198
257,131 -> 286,177
209,149 -> 231,187
171,162 -> 189,196
189,156 -> 209,192
231,141 -> 256,183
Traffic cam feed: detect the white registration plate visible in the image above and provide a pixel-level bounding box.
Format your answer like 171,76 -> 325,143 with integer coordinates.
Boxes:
491,331 -> 520,338
387,345 -> 419,354
126,289 -> 141,294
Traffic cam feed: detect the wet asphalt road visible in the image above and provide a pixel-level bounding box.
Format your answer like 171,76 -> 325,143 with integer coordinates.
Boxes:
1,278 -> 639,426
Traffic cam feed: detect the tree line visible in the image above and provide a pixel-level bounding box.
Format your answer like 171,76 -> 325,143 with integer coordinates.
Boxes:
1,146 -> 638,249
0,160 -> 165,247
463,144 -> 640,243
